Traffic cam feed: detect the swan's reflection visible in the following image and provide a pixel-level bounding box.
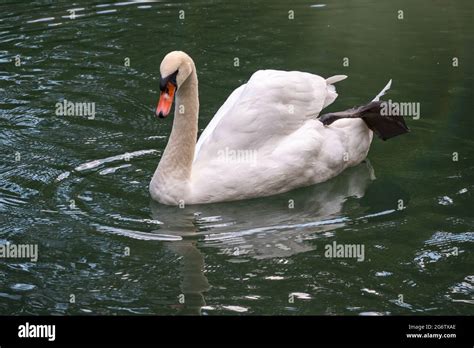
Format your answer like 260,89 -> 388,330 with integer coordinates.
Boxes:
166,239 -> 210,315
150,161 -> 375,314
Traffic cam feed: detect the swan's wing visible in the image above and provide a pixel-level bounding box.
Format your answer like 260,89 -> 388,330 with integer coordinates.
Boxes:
194,70 -> 343,162
194,84 -> 246,162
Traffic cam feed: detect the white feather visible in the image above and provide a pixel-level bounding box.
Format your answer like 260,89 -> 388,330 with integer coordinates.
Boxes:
372,79 -> 392,102
326,75 -> 347,84
186,70 -> 373,204
194,85 -> 245,162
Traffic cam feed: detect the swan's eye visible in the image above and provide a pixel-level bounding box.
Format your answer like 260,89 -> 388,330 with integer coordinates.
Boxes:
159,70 -> 178,92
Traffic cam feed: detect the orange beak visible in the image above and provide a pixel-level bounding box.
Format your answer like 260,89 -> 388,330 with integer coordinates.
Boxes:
156,82 -> 176,118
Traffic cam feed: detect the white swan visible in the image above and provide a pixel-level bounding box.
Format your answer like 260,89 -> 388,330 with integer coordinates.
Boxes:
150,51 -> 408,205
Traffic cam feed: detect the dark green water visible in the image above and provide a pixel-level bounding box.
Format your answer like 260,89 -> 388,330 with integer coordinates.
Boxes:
0,0 -> 473,315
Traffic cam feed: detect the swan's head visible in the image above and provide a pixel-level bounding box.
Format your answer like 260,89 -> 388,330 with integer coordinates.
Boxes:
156,51 -> 195,118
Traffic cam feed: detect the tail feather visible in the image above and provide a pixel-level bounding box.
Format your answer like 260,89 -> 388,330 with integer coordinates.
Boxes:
372,79 -> 392,102
326,75 -> 348,85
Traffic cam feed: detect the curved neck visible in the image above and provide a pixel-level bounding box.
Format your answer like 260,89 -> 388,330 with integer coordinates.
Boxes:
156,71 -> 199,182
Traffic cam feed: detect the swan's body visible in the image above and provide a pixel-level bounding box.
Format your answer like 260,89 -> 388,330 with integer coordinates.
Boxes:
150,51 -> 407,205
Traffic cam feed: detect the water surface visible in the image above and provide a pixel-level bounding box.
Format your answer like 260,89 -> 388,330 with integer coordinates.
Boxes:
0,0 -> 473,315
